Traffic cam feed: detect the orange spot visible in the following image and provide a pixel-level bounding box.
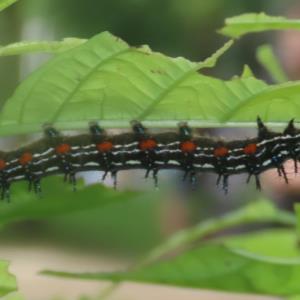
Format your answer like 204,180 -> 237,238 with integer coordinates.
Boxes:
96,141 -> 113,153
214,146 -> 229,157
244,143 -> 257,155
19,152 -> 33,165
180,141 -> 197,153
139,139 -> 157,151
56,143 -> 71,155
0,159 -> 6,170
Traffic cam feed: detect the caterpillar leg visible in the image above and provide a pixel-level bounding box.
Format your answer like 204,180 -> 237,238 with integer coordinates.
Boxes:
1,182 -> 10,202
216,174 -> 229,194
247,173 -> 261,190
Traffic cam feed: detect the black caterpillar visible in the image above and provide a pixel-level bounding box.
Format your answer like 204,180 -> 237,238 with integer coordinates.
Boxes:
0,117 -> 297,200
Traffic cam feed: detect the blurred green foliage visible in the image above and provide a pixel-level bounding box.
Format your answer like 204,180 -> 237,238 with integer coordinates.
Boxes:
1,1 -> 300,298
0,176 -> 164,255
0,260 -> 17,297
44,230 -> 300,296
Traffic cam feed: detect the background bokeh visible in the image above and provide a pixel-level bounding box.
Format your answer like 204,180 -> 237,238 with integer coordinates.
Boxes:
0,1 -> 300,299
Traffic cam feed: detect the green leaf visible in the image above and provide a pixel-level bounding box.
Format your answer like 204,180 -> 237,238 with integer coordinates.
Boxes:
224,229 -> 300,258
220,81 -> 300,123
288,296 -> 300,300
38,189 -> 162,254
42,203 -> 298,296
140,199 -> 295,265
0,38 -> 87,56
3,31 -> 300,136
219,13 -> 300,39
240,64 -> 254,78
0,176 -> 144,226
0,32 -> 247,137
0,0 -> 18,12
295,204 -> 300,236
256,44 -> 288,83
197,39 -> 233,69
42,242 -> 300,296
0,261 -> 16,297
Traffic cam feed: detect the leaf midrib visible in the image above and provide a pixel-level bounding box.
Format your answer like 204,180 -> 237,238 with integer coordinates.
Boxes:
48,47 -> 132,123
136,64 -> 200,121
220,81 -> 300,121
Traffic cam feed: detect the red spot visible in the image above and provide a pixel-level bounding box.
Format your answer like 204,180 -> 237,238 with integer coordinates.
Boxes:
244,143 -> 257,155
214,146 -> 229,157
96,141 -> 113,153
56,143 -> 71,155
0,159 -> 6,170
180,141 -> 197,153
19,152 -> 33,165
139,139 -> 157,151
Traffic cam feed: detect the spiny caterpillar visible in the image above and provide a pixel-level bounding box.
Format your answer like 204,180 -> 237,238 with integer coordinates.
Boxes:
0,117 -> 298,200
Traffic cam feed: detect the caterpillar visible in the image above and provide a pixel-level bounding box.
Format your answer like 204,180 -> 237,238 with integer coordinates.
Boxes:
0,117 -> 297,200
